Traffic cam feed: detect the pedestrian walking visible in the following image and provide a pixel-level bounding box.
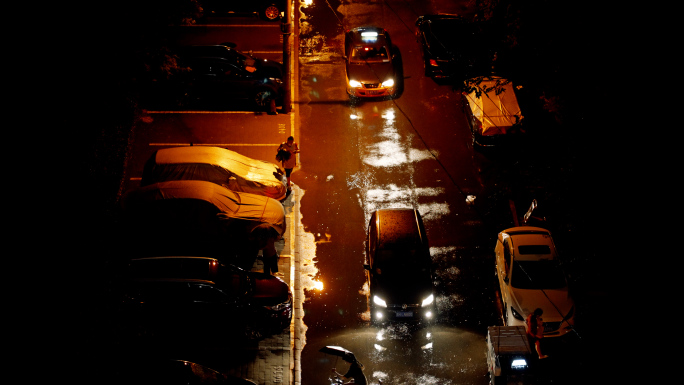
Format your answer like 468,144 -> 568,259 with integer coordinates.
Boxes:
277,136 -> 300,190
525,308 -> 548,359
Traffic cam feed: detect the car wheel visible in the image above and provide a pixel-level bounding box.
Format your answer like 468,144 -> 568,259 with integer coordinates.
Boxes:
254,89 -> 274,108
262,4 -> 281,21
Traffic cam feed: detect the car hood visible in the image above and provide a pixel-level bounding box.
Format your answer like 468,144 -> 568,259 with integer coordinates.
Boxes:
346,62 -> 395,84
253,59 -> 284,78
510,287 -> 574,322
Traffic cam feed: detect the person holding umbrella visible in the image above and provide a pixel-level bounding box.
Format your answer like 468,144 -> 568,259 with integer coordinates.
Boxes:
331,353 -> 367,385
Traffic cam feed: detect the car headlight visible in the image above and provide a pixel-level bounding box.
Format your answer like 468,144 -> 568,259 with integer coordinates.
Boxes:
349,80 -> 362,88
421,294 -> 434,307
511,358 -> 527,369
373,295 -> 387,307
381,79 -> 394,88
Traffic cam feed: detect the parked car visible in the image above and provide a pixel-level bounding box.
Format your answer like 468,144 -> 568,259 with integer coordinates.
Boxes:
344,26 -> 399,98
176,45 -> 284,109
180,44 -> 284,79
462,77 -> 524,147
364,208 -> 435,323
120,256 -> 292,336
142,146 -> 287,200
494,226 -> 575,337
110,359 -> 258,385
415,14 -> 494,80
122,180 -> 285,257
201,0 -> 286,21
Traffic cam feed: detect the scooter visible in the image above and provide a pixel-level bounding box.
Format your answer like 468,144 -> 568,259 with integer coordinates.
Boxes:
320,345 -> 383,385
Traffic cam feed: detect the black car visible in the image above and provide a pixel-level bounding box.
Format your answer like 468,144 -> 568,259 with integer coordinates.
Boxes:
344,26 -> 399,98
364,209 -> 435,323
119,257 -> 293,338
109,359 -> 257,385
201,0 -> 286,21
181,44 -> 284,79
415,14 -> 494,80
176,44 -> 284,109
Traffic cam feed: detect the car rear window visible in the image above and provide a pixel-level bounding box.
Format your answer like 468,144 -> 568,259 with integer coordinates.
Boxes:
517,245 -> 551,255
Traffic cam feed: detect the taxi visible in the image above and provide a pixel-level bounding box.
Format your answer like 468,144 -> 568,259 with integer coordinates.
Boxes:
344,26 -> 398,98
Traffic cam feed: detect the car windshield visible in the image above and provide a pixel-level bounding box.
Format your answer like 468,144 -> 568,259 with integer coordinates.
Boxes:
375,249 -> 430,274
511,260 -> 567,289
351,46 -> 389,63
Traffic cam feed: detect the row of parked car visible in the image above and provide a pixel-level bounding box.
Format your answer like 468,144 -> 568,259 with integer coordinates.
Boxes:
117,146 -> 294,343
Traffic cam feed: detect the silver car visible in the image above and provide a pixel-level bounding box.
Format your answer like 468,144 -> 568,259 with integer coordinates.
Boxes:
494,226 -> 575,337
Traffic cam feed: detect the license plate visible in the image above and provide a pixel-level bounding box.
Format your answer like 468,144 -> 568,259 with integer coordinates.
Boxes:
367,90 -> 381,95
396,311 -> 413,317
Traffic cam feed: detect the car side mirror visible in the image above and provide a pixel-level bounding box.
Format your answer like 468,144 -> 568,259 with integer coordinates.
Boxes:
363,264 -> 370,270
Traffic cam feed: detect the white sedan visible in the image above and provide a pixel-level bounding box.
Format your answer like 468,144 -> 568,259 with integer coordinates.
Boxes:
494,226 -> 575,337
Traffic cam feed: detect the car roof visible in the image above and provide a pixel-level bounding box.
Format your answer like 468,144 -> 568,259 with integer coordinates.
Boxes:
375,208 -> 424,249
348,26 -> 389,46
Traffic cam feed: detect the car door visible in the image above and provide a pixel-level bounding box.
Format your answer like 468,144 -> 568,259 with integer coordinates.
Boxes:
190,59 -> 251,101
210,60 -> 257,101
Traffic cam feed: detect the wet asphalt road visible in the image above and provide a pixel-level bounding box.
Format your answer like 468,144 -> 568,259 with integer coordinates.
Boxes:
294,1 -> 620,384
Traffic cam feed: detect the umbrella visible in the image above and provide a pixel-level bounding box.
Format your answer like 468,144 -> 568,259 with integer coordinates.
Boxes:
319,346 -> 357,363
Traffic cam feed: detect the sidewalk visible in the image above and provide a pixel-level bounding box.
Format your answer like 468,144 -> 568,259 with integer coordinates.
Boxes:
220,4 -> 303,383
222,186 -> 300,385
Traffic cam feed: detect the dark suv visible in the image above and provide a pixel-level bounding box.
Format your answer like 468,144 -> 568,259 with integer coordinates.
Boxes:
364,209 -> 435,323
415,14 -> 494,80
120,257 -> 292,338
176,44 -> 284,109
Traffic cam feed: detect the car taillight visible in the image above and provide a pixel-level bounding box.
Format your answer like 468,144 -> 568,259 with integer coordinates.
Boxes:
429,59 -> 438,67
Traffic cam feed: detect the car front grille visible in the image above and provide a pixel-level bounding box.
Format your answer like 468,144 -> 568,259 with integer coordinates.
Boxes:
363,83 -> 380,88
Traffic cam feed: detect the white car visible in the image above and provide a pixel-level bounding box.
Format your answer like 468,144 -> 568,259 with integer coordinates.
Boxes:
495,226 -> 575,337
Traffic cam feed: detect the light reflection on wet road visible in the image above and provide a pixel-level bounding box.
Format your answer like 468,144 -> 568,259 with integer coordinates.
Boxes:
297,1 -> 500,384
297,76 -> 491,384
